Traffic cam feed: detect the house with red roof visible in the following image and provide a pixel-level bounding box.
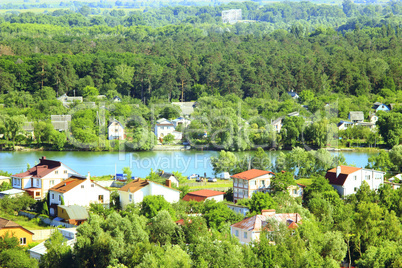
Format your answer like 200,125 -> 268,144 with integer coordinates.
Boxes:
182,189 -> 225,202
325,166 -> 384,196
11,156 -> 81,200
230,209 -> 302,244
231,169 -> 275,203
48,172 -> 110,216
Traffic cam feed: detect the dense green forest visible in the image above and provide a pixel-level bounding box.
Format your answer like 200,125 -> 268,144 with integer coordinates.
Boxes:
1,1 -> 402,150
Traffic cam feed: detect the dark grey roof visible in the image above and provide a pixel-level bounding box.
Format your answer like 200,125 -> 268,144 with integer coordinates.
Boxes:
159,171 -> 175,179
51,115 -> 71,122
349,111 -> 364,121
52,121 -> 69,131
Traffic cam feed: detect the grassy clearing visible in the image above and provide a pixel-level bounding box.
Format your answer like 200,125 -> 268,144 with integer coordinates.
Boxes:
0,212 -> 52,230
296,178 -> 314,186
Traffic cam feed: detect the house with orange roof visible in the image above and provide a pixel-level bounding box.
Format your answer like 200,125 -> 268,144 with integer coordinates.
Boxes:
325,165 -> 384,196
11,156 -> 81,200
231,169 -> 275,203
48,172 -> 110,216
118,178 -> 180,209
182,189 -> 225,202
230,209 -> 302,245
0,217 -> 34,246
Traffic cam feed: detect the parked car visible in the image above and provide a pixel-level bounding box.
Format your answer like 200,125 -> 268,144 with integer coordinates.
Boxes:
208,177 -> 217,182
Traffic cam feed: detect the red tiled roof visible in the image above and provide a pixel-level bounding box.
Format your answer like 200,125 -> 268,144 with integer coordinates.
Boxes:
12,157 -> 61,179
49,176 -> 86,193
325,166 -> 361,186
231,169 -> 274,181
182,189 -> 225,202
231,212 -> 302,231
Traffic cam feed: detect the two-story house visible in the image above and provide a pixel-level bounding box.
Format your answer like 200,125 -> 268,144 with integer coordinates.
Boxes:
325,165 -> 384,196
230,209 -> 302,244
11,157 -> 80,200
108,119 -> 125,140
154,118 -> 182,140
348,111 -> 364,124
48,172 -> 110,215
231,169 -> 275,203
118,178 -> 180,209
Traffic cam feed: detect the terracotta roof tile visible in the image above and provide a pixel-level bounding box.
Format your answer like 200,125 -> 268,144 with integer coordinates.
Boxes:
182,189 -> 225,202
49,176 -> 86,193
325,166 -> 361,186
118,179 -> 149,193
231,213 -> 302,232
0,217 -> 34,234
12,157 -> 62,179
231,169 -> 274,181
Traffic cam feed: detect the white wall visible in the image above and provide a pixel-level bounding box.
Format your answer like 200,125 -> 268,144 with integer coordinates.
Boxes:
155,124 -> 175,139
206,195 -> 224,202
334,169 -> 384,196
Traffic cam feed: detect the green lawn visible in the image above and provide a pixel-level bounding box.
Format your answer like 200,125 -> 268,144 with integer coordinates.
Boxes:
0,212 -> 52,230
296,178 -> 314,187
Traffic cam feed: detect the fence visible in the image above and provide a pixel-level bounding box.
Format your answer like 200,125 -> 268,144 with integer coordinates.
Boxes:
31,229 -> 55,241
19,211 -> 76,228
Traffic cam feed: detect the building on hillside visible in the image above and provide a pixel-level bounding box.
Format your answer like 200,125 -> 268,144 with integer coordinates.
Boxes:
158,171 -> 179,187
222,9 -> 242,24
182,189 -> 225,202
271,117 -> 283,133
0,189 -> 26,199
22,122 -> 35,138
11,156 -> 81,200
51,115 -> 71,132
0,217 -> 34,246
287,184 -> 305,198
113,96 -> 121,102
57,94 -> 83,108
369,114 -> 378,124
29,228 -> 77,260
172,117 -> 191,128
230,209 -> 302,244
108,119 -> 125,140
48,172 -> 110,215
372,102 -> 390,112
57,205 -> 88,225
325,166 -> 384,196
231,169 -> 275,203
226,203 -> 250,216
348,111 -> 364,123
118,178 -> 180,209
287,90 -> 299,99
154,118 -> 182,140
337,120 -> 353,131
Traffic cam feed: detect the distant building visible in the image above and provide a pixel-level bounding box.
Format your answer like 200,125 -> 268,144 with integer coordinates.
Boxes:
226,203 -> 250,216
158,171 -> 180,187
11,156 -> 81,200
230,209 -> 302,244
113,96 -> 122,102
57,94 -> 83,108
337,120 -> 353,131
222,9 -> 242,24
287,90 -> 299,99
51,115 -> 71,132
108,119 -> 125,140
0,217 -> 34,246
325,165 -> 384,196
231,169 -> 275,203
172,102 -> 196,116
22,122 -> 35,138
271,117 -> 283,133
172,117 -> 191,128
154,118 -> 182,140
372,102 -> 390,112
182,190 -> 225,202
348,111 -> 364,123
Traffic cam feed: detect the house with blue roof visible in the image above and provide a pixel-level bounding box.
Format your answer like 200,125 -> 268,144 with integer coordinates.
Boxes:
373,102 -> 390,112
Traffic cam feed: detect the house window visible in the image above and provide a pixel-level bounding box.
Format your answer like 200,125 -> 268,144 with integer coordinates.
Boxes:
52,194 -> 54,199
98,195 -> 104,202
91,184 -> 94,187
35,192 -> 40,196
293,189 -> 297,195
365,175 -> 370,180
244,232 -> 247,239
235,230 -> 239,237
55,171 -> 58,174
64,170 -> 67,174
354,176 -> 357,181
81,185 -> 84,189
50,180 -> 55,186
354,187 -> 357,192
261,180 -> 265,186
129,194 -> 132,202
59,195 -> 61,201
19,237 -> 26,245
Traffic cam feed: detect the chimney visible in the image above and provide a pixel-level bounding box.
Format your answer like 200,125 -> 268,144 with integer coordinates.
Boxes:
336,166 -> 341,177
261,209 -> 276,217
165,179 -> 171,188
87,172 -> 90,180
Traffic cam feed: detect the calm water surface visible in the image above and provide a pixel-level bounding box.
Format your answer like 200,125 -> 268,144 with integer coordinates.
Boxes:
0,150 -> 377,178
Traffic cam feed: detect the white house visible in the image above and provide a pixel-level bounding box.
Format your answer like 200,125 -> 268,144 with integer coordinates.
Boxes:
231,209 -> 302,245
48,172 -> 110,215
11,156 -> 81,200
108,119 -> 125,140
182,189 -> 225,202
271,118 -> 283,133
171,117 -> 191,128
118,178 -> 180,209
217,172 -> 230,180
231,169 -> 275,203
325,166 -> 384,196
227,203 -> 250,216
287,183 -> 305,198
158,171 -> 180,187
154,118 -> 182,140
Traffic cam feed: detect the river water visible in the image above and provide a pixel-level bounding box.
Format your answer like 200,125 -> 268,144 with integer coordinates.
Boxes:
0,150 -> 377,178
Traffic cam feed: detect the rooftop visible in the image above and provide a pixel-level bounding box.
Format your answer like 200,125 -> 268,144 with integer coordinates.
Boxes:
182,189 -> 225,202
58,205 -> 88,220
0,217 -> 34,234
231,169 -> 274,181
49,176 -> 86,193
231,211 -> 301,232
12,157 -> 62,179
325,166 -> 362,186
